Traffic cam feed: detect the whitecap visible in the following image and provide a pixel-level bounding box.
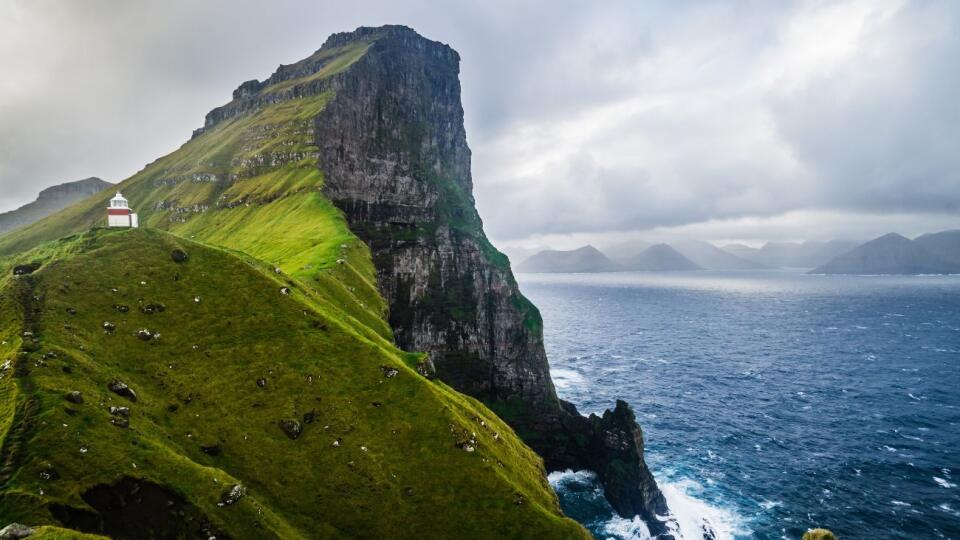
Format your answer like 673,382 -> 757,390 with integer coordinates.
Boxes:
550,368 -> 585,390
891,500 -> 911,507
759,500 -> 782,510
908,393 -> 923,401
550,470 -> 745,540
934,477 -> 957,488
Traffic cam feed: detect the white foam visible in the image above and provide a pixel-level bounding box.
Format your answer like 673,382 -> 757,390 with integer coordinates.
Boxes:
934,477 -> 957,488
550,368 -> 585,389
550,470 -> 745,540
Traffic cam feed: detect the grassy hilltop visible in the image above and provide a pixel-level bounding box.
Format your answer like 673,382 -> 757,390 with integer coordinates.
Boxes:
0,30 -> 589,539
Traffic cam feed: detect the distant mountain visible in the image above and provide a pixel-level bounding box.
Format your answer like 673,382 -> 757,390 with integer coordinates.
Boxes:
621,244 -> 702,271
722,240 -> 858,268
516,245 -> 620,273
604,238 -> 653,260
0,177 -> 112,235
721,243 -> 762,260
673,240 -> 767,270
812,233 -> 960,275
914,230 -> 960,265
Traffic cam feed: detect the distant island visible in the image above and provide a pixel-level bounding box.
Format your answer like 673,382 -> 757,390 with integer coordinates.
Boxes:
812,232 -> 960,275
515,245 -> 620,273
621,243 -> 701,271
514,231 -> 960,275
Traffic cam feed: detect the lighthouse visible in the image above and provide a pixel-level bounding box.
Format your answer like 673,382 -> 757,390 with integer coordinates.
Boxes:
107,192 -> 139,228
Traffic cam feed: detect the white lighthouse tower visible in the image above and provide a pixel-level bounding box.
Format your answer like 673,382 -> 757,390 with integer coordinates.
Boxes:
107,192 -> 139,228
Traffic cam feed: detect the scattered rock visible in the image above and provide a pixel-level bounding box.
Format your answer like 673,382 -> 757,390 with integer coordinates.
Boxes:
201,443 -> 222,456
514,493 -> 527,506
331,438 -> 342,448
218,484 -> 245,507
107,380 -> 138,402
114,304 -> 130,313
0,522 -> 34,539
403,487 -> 414,497
302,411 -> 316,424
256,378 -> 267,388
278,419 -> 302,440
109,406 -> 130,418
416,357 -> 437,379
380,366 -> 399,378
38,464 -> 59,481
103,322 -> 116,334
111,417 -> 129,429
65,391 -> 84,404
140,303 -> 166,315
135,329 -> 158,341
280,287 -> 291,295
12,262 -> 41,276
66,307 -> 77,316
171,249 -> 189,263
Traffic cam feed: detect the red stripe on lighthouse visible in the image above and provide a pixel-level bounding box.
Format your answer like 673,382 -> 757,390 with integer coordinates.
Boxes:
108,208 -> 132,215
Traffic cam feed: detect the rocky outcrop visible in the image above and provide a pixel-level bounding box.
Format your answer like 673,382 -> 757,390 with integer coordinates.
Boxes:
0,178 -> 112,235
308,25 -> 672,534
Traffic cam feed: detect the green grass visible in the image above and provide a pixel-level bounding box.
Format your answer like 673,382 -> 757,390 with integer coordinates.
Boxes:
0,229 -> 588,538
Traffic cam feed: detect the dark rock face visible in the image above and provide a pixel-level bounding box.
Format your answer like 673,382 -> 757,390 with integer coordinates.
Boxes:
309,25 -> 671,531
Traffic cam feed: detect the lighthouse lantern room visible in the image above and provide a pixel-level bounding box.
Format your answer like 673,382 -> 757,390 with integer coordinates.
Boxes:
107,192 -> 139,228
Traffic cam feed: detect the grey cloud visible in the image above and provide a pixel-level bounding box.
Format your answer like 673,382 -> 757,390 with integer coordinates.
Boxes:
0,0 -> 957,245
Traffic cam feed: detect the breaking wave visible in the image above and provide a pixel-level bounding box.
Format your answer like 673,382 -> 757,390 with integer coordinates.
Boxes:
549,469 -> 745,540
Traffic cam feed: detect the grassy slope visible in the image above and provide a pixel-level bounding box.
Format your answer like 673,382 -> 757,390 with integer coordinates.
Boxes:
0,47 -> 388,341
0,229 -> 588,539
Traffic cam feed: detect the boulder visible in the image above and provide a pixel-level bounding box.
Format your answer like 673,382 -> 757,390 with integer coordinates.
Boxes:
102,322 -> 116,334
416,357 -> 437,379
278,419 -> 302,440
0,523 -> 34,539
219,484 -> 246,506
12,262 -> 41,276
65,391 -> 84,404
135,329 -> 157,341
107,380 -> 138,402
201,443 -> 222,456
380,366 -> 399,379
171,249 -> 189,263
110,417 -> 129,429
109,406 -> 130,417
140,303 -> 166,315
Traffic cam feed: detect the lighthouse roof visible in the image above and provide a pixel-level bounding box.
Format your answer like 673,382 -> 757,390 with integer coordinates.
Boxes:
109,192 -> 129,208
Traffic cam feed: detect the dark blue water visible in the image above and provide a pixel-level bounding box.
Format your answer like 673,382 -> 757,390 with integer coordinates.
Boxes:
517,270 -> 960,540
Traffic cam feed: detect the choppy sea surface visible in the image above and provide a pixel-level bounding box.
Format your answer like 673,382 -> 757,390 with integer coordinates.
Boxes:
516,270 -> 960,540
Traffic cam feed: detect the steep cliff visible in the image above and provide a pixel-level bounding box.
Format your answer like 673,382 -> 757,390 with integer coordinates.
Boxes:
0,178 -> 112,235
0,24 -> 672,536
309,25 -> 673,534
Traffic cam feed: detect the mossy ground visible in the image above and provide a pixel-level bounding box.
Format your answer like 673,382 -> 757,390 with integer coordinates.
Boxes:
0,229 -> 588,538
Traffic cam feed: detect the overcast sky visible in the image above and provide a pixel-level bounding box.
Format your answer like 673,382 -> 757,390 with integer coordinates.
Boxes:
1,0 -> 958,250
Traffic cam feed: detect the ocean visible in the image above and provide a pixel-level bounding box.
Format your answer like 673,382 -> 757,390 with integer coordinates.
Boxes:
515,270 -> 960,539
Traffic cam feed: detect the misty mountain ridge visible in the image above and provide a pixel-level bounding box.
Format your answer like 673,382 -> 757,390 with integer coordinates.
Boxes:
813,232 -> 960,275
0,177 -> 112,234
515,245 -> 620,273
